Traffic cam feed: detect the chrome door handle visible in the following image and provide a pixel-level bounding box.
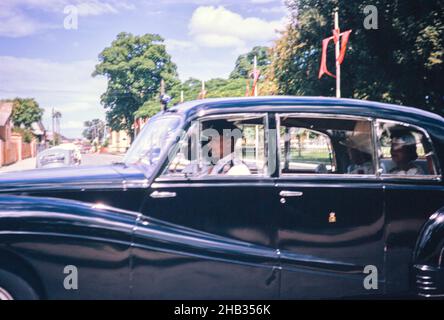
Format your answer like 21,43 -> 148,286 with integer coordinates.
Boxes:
150,191 -> 176,199
279,190 -> 303,197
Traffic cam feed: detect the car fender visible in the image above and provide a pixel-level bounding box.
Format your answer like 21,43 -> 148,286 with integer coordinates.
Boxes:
0,195 -> 138,299
412,206 -> 444,297
413,206 -> 444,267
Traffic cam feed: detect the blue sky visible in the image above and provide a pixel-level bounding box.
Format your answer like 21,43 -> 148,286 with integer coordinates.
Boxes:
0,0 -> 288,138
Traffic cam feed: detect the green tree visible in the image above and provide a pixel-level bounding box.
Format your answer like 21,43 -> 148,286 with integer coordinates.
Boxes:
83,119 -> 106,143
135,47 -> 278,119
272,0 -> 444,115
11,98 -> 44,128
93,32 -> 178,138
230,46 -> 271,79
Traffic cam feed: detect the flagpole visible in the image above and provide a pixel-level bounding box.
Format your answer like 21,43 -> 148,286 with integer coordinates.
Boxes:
334,10 -> 341,98
253,55 -> 258,97
201,80 -> 206,99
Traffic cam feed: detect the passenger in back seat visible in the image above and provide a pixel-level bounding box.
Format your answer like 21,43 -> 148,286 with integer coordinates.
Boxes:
389,131 -> 424,175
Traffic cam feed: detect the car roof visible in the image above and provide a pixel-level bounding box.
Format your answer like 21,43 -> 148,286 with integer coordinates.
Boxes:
166,96 -> 444,129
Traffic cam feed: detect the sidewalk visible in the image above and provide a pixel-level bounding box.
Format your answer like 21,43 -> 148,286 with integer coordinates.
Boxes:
0,157 -> 36,173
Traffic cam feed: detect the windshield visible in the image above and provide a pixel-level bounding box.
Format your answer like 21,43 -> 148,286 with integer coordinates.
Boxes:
124,115 -> 182,167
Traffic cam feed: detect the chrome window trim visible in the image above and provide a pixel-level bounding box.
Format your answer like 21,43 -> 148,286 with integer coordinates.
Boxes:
277,112 -> 372,121
275,113 -> 378,179
375,118 -> 442,182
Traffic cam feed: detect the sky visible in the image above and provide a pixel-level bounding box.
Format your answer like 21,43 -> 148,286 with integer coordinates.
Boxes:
0,0 -> 288,138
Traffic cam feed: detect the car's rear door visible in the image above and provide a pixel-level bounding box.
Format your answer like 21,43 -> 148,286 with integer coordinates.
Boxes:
274,113 -> 386,298
374,119 -> 444,295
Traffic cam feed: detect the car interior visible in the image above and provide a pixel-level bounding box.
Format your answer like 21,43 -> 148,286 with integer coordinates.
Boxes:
279,117 -> 372,175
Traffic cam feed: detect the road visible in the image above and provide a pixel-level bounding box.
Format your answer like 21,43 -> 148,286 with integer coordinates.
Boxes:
0,153 -> 124,173
80,153 -> 124,166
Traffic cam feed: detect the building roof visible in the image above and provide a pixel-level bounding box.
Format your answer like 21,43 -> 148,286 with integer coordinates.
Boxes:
0,102 -> 13,127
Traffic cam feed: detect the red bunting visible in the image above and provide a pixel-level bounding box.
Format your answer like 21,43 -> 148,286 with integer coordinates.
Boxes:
319,35 -> 336,78
318,29 -> 352,79
337,29 -> 352,64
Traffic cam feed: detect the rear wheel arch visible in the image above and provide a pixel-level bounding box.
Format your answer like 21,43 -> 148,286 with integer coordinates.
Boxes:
413,209 -> 444,267
411,209 -> 444,298
0,248 -> 46,299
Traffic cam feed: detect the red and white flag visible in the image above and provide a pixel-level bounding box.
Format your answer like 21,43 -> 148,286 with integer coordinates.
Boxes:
318,29 -> 352,79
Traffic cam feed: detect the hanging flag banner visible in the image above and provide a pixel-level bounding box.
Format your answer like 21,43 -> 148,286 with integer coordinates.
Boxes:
318,28 -> 352,79
337,29 -> 352,64
250,68 -> 261,97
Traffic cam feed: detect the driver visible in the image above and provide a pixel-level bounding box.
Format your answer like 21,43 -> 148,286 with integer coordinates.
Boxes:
183,120 -> 251,176
202,120 -> 251,175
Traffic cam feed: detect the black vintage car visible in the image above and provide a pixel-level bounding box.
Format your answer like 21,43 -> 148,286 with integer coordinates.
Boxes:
0,96 -> 443,299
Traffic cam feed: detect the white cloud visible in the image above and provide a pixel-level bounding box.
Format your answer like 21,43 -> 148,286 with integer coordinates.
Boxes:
76,2 -> 118,16
0,56 -> 106,137
1,0 -> 134,15
0,10 -> 55,38
189,6 -> 284,51
63,120 -> 85,130
250,0 -> 278,3
259,5 -> 287,14
194,34 -> 245,48
0,0 -> 134,37
164,39 -> 195,51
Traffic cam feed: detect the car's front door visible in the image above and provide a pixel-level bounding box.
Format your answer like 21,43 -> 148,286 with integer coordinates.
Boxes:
132,113 -> 280,299
275,114 -> 385,298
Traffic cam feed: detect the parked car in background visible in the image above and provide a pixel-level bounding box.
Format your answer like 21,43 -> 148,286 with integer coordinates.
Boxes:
0,96 -> 443,299
57,143 -> 82,164
36,145 -> 80,169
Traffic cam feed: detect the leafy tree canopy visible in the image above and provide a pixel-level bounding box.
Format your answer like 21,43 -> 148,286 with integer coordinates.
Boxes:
272,0 -> 443,115
93,32 -> 178,138
135,77 -> 247,118
135,46 -> 277,118
230,46 -> 272,79
83,118 -> 106,143
11,98 -> 44,129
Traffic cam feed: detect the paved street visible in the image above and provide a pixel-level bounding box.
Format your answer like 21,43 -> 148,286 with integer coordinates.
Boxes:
80,153 -> 124,166
0,153 -> 124,173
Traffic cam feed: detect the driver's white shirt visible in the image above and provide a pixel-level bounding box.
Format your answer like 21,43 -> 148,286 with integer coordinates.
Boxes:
210,153 -> 251,176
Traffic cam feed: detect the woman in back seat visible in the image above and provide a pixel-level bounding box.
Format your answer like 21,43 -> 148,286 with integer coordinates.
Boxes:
389,131 -> 424,175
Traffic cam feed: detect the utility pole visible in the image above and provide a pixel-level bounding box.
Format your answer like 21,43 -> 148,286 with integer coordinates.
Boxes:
51,108 -> 55,145
334,10 -> 341,98
198,80 -> 207,99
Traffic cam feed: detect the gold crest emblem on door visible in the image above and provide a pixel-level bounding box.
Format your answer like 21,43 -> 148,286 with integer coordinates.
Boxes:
328,212 -> 337,223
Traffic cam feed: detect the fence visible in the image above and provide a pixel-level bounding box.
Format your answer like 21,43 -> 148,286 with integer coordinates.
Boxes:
0,134 -> 37,167
1,140 -> 18,166
21,142 -> 33,159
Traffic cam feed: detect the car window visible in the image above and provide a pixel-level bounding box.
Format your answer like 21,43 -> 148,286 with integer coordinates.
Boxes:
162,114 -> 268,178
376,120 -> 439,177
124,115 -> 182,167
278,115 -> 375,175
